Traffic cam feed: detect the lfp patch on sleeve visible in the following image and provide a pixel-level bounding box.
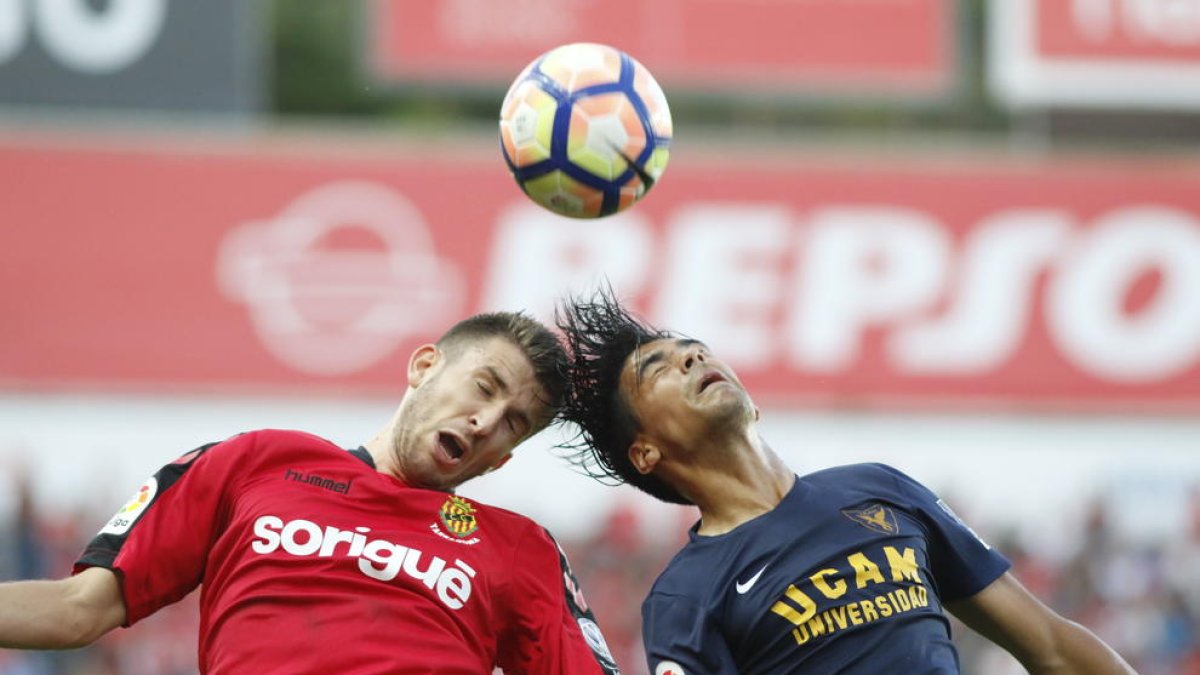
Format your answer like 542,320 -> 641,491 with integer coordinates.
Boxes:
99,477 -> 158,535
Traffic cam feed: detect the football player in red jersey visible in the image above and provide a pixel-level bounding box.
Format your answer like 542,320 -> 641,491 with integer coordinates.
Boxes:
0,312 -> 620,674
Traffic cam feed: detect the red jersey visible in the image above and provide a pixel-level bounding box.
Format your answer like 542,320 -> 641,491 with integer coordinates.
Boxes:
74,429 -> 620,674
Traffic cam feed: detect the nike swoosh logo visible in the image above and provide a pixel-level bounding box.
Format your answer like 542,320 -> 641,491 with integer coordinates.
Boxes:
735,564 -> 769,594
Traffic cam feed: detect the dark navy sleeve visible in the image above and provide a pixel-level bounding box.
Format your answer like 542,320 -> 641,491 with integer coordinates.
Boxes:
875,464 -> 1011,602
642,592 -> 738,675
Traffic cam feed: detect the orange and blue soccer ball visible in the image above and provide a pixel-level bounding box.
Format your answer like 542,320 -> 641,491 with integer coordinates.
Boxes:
499,43 -> 672,218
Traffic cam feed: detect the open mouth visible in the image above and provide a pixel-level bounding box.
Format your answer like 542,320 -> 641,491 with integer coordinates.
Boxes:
438,432 -> 467,461
698,371 -> 726,394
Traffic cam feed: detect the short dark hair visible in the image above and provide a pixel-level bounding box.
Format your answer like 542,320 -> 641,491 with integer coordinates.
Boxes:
438,311 -> 568,420
555,288 -> 691,504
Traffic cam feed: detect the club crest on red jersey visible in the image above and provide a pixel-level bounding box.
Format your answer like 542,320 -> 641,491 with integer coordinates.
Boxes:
842,503 -> 899,534
438,495 -> 479,538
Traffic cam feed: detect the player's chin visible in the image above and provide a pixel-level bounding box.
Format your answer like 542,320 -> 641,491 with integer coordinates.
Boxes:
695,382 -> 742,407
699,393 -> 754,425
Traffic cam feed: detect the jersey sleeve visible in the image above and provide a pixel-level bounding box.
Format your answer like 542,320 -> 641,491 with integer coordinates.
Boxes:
642,591 -> 738,675
73,433 -> 252,625
876,463 -> 1011,601
495,525 -> 620,675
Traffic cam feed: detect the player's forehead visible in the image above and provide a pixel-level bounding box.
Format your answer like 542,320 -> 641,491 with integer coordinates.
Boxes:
621,337 -> 707,381
455,336 -> 537,386
459,337 -> 553,418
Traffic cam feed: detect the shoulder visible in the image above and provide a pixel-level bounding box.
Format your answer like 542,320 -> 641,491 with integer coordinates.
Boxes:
454,498 -> 588,590
464,497 -> 535,529
643,567 -> 707,621
207,429 -> 342,460
185,429 -> 344,475
643,538 -> 715,603
238,428 -> 339,450
802,462 -> 919,488
799,462 -> 935,504
456,497 -> 559,551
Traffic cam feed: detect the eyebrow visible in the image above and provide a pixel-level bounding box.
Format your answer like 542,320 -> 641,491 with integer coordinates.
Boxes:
636,338 -> 703,380
481,365 -> 510,393
636,350 -> 664,381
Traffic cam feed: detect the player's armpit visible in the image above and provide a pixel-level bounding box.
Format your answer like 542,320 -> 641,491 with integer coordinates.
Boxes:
0,566 -> 126,649
947,571 -> 1137,674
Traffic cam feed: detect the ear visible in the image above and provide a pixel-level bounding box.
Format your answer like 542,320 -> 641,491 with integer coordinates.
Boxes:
754,406 -> 761,422
407,344 -> 441,388
628,439 -> 661,476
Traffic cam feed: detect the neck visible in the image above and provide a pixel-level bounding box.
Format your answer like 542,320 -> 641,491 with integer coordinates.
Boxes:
362,430 -> 393,475
363,404 -> 404,477
675,431 -> 794,536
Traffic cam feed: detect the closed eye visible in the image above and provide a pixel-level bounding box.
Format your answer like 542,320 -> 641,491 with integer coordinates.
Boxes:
506,412 -> 531,438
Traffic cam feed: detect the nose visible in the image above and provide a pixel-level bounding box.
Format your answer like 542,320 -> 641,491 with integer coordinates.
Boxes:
468,404 -> 503,435
680,344 -> 706,372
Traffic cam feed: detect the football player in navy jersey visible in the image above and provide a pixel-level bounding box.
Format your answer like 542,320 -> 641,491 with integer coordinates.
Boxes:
556,289 -> 1135,675
0,312 -> 620,674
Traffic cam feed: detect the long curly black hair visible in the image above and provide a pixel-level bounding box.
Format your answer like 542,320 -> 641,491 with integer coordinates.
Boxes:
555,286 -> 692,505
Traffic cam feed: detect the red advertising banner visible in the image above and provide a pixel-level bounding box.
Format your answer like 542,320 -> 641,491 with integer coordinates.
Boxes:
369,0 -> 954,95
990,0 -> 1200,108
2,133 -> 1199,410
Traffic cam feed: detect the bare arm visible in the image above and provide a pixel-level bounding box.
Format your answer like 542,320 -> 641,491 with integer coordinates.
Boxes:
0,567 -> 126,649
948,571 -> 1136,674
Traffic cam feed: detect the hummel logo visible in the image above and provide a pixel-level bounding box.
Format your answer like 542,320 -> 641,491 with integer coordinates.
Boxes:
735,564 -> 769,594
284,468 -> 353,495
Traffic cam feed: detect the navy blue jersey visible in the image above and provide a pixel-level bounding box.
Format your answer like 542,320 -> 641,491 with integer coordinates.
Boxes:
642,463 -> 1010,675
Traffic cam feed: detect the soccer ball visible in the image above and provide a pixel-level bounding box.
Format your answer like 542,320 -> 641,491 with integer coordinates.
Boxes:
499,43 -> 672,219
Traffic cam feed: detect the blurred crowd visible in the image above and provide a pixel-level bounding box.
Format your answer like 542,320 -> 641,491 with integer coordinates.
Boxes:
1,472 -> 1197,675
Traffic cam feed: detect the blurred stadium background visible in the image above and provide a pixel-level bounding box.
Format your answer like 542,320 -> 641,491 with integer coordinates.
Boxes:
1,1 -> 1199,673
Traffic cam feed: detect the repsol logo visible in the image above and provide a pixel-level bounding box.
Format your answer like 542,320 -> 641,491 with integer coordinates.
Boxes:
251,515 -> 476,610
